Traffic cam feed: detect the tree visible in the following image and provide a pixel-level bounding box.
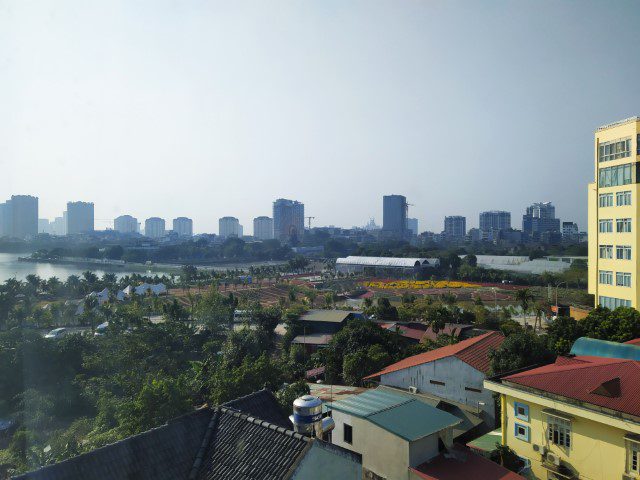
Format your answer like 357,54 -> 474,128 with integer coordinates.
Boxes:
489,330 -> 554,375
546,316 -> 583,355
514,288 -> 535,327
375,297 -> 399,321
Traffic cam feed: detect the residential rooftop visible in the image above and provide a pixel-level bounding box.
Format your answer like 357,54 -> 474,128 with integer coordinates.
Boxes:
596,116 -> 640,132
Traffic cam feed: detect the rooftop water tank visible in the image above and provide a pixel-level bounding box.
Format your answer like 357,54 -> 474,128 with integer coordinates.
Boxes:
292,395 -> 327,437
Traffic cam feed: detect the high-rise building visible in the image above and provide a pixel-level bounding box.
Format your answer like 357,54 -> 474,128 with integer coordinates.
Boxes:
219,216 -> 241,238
253,216 -> 274,240
588,116 -> 640,310
478,210 -> 511,241
382,195 -> 408,237
0,201 -> 11,237
66,201 -> 94,234
145,217 -> 166,239
406,218 -> 419,236
522,202 -> 560,238
38,219 -> 50,234
8,195 -> 39,239
444,216 -> 466,238
173,217 -> 193,237
51,216 -> 66,236
562,221 -> 579,240
114,215 -> 139,234
273,199 -> 304,243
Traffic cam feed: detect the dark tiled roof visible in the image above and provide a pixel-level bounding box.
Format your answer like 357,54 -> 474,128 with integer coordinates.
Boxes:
197,408 -> 309,480
14,408 -> 213,480
222,389 -> 291,428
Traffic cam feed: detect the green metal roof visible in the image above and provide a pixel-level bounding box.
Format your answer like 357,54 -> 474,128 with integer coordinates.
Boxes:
466,429 -> 502,453
327,388 -> 460,442
299,310 -> 354,323
570,337 -> 640,361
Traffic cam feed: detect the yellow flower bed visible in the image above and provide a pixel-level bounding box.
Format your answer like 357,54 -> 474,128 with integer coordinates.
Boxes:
363,280 -> 476,290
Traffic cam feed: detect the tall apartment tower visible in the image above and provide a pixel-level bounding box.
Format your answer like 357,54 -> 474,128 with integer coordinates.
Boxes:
67,201 -> 94,234
444,216 -> 466,238
219,216 -> 241,238
114,215 -> 139,234
273,199 -> 304,243
8,195 -> 39,239
253,216 -> 274,240
406,218 -> 419,236
173,217 -> 193,237
382,195 -> 408,237
588,116 -> 640,309
522,202 -> 560,238
145,217 -> 166,239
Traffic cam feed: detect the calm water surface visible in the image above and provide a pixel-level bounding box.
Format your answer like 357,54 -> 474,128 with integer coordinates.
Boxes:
0,253 -> 163,282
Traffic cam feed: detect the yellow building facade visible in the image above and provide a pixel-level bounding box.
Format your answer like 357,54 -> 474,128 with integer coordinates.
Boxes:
588,116 -> 640,309
485,380 -> 640,480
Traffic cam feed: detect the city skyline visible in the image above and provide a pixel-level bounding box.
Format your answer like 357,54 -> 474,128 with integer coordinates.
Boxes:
3,2 -> 640,233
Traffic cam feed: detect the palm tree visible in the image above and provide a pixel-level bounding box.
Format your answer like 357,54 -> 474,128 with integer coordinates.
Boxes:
514,288 -> 535,328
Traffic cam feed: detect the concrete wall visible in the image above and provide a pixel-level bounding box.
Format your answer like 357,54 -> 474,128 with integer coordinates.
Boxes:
292,441 -> 362,480
380,356 -> 495,423
331,410 -> 413,480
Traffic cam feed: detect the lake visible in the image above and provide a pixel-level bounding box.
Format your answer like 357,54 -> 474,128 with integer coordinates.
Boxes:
0,253 -> 166,282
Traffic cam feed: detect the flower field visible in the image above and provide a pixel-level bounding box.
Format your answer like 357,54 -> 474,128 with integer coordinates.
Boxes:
362,280 -> 477,290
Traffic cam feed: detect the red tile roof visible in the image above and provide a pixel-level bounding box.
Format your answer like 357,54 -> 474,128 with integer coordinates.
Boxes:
625,338 -> 640,346
410,445 -> 524,480
503,356 -> 640,418
364,331 -> 504,379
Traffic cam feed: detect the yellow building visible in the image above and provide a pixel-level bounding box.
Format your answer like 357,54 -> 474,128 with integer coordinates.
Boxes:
485,355 -> 640,480
588,116 -> 640,309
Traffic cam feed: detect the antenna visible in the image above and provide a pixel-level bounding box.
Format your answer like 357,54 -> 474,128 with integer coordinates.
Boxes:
305,216 -> 315,229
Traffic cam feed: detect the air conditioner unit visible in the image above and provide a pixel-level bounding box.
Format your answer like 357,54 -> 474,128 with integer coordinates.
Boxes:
532,444 -> 547,454
408,386 -> 418,394
546,452 -> 561,466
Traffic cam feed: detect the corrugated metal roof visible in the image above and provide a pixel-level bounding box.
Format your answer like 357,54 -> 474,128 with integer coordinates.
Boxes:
336,256 -> 438,268
364,331 -> 504,379
327,388 -> 460,441
571,337 -> 640,361
503,356 -> 640,418
299,309 -> 354,323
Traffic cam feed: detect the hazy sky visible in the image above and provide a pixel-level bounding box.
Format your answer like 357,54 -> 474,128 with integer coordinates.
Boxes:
2,0 -> 640,234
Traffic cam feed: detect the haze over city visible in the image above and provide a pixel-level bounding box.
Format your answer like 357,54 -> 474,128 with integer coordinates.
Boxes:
2,0 -> 640,233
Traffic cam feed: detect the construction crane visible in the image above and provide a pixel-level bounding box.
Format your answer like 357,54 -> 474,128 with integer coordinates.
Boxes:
305,216 -> 315,229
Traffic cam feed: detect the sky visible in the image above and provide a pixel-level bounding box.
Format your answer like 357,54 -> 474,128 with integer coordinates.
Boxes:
1,0 -> 640,235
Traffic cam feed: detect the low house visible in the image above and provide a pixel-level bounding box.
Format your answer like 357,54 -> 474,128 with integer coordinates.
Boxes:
420,323 -> 475,343
291,309 -> 362,353
14,390 -> 362,480
364,331 -> 505,425
382,322 -> 428,344
484,352 -> 640,480
327,388 -> 461,480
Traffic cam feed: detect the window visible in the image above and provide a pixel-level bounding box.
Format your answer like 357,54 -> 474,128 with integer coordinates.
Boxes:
628,438 -> 640,475
599,219 -> 613,233
599,193 -> 614,207
599,296 -> 632,309
617,218 -> 632,233
465,386 -> 482,393
343,424 -> 352,444
430,380 -> 445,386
514,423 -> 529,442
599,270 -> 613,285
617,191 -> 632,206
599,245 -> 613,259
599,137 -> 632,162
547,416 -> 571,448
599,163 -> 633,187
617,245 -> 632,260
514,402 -> 529,422
617,272 -> 632,287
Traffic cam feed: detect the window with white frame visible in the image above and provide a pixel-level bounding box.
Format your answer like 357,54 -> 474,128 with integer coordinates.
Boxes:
599,219 -> 613,233
628,438 -> 639,475
617,245 -> 632,260
599,270 -> 613,285
599,163 -> 633,187
617,218 -> 632,233
547,415 -> 571,448
599,193 -> 614,207
599,296 -> 632,309
599,137 -> 632,162
599,245 -> 613,259
617,190 -> 632,206
617,272 -> 632,287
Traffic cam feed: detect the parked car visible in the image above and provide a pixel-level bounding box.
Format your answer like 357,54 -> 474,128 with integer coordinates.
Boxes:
44,328 -> 67,339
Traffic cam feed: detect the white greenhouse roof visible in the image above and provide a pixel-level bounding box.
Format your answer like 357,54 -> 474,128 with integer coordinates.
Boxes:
336,256 -> 438,268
